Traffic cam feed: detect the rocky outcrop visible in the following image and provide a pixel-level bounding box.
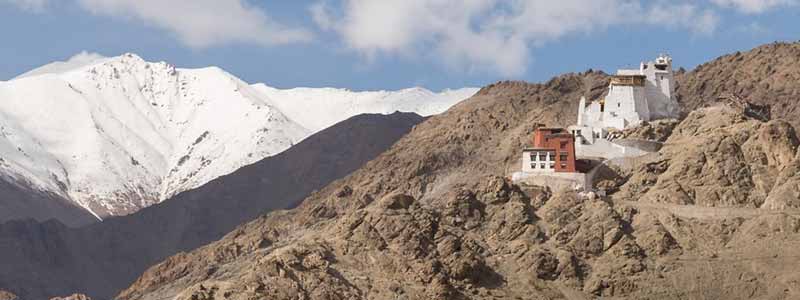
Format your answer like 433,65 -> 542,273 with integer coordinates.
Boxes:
0,291 -> 17,300
50,294 -> 92,300
615,103 -> 799,208
611,119 -> 680,142
120,176 -> 641,299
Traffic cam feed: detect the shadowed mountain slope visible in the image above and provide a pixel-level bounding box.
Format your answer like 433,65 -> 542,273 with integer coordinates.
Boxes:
0,112 -> 424,300
0,179 -> 97,227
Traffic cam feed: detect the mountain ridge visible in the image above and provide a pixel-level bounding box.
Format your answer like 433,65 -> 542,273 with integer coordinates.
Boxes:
0,53 -> 476,226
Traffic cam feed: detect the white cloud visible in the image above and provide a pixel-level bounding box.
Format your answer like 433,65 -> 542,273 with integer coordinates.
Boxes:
735,21 -> 771,36
75,0 -> 313,48
710,0 -> 797,13
5,0 -> 313,48
2,0 -> 48,11
312,0 -> 719,76
66,51 -> 107,64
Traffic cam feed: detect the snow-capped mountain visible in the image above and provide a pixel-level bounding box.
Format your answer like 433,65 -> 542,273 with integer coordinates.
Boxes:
253,85 -> 479,132
0,53 -> 477,224
0,53 -> 308,220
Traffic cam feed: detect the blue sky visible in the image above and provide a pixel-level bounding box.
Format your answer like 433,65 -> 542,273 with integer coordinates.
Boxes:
1,0 -> 799,91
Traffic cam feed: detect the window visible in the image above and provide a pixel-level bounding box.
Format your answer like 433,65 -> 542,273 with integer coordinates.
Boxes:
561,163 -> 567,169
549,163 -> 555,169
618,103 -> 621,107
538,152 -> 546,161
529,152 -> 536,161
540,163 -> 546,169
560,152 -> 568,161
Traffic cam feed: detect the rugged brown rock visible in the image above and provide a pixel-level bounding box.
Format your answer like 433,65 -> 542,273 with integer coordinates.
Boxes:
0,290 -> 17,300
676,41 -> 800,129
615,104 -> 800,208
612,118 -> 680,142
49,294 -> 92,300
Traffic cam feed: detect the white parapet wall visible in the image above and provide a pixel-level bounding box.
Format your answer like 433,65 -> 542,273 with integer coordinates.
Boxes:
512,171 -> 588,192
575,139 -> 650,159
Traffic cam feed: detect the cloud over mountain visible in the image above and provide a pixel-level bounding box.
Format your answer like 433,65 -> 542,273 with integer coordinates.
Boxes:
76,0 -> 313,48
3,0 -> 313,48
311,0 -> 719,76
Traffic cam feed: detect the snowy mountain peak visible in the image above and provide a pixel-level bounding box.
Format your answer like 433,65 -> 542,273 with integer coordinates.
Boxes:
13,51 -> 109,80
251,84 -> 479,132
0,53 -> 476,225
1,54 -> 308,220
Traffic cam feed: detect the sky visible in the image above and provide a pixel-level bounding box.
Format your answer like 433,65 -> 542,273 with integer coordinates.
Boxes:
1,0 -> 799,91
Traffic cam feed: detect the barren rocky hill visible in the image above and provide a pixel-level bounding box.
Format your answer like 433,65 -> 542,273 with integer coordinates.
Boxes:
676,41 -> 800,129
0,112 -> 424,300
117,43 -> 800,300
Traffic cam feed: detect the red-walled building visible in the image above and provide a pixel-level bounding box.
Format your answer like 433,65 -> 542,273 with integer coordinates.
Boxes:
522,127 -> 577,173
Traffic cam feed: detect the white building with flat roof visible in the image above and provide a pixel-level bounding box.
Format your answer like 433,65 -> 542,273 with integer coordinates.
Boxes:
569,54 -> 680,158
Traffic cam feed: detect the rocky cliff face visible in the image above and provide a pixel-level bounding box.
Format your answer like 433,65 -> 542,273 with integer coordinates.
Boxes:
117,44 -> 800,299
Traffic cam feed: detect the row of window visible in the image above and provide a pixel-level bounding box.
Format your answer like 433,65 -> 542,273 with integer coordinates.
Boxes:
528,151 -> 570,162
529,162 -> 570,170
531,162 -> 555,169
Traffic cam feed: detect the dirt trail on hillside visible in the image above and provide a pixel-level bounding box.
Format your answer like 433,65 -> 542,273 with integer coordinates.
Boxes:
616,200 -> 800,220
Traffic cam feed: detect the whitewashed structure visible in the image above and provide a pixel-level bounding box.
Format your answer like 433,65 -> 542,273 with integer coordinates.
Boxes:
569,54 -> 680,157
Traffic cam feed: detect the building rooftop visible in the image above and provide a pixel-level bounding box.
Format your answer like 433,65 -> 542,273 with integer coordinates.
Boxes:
523,147 -> 558,152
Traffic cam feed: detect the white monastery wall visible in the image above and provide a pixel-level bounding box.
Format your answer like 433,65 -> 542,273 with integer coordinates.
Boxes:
512,171 -> 587,191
